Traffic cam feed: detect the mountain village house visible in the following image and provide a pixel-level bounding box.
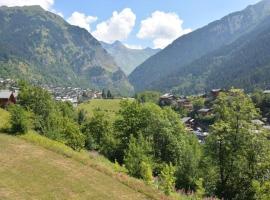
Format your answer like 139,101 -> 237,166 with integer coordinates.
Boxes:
0,90 -> 17,108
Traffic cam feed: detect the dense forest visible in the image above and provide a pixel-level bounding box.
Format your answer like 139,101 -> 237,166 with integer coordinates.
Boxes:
3,82 -> 270,199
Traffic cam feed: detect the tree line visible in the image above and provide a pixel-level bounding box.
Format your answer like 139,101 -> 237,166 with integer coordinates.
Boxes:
7,83 -> 270,199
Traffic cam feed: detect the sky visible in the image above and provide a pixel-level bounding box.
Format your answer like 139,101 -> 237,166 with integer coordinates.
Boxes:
0,0 -> 261,49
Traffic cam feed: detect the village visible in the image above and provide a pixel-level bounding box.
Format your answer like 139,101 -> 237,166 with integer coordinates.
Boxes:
0,78 -> 104,108
158,89 -> 270,143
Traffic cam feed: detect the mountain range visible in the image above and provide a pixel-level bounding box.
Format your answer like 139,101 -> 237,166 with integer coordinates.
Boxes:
1,1 -> 270,96
0,6 -> 133,96
129,0 -> 270,95
101,41 -> 159,75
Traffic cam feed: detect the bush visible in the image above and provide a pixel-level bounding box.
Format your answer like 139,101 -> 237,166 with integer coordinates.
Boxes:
159,163 -> 176,195
9,104 -> 32,134
61,118 -> 85,151
140,161 -> 153,185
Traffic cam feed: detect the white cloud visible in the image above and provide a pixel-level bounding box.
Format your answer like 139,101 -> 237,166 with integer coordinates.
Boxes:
0,0 -> 64,17
92,8 -> 136,43
137,11 -> 191,49
51,8 -> 63,17
124,43 -> 143,50
67,12 -> 97,32
0,0 -> 54,10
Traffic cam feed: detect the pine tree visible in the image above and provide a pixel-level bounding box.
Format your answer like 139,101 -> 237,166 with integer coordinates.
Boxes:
102,89 -> 107,99
107,90 -> 112,99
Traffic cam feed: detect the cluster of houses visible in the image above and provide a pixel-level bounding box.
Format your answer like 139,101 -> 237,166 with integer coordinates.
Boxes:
158,90 -> 220,143
0,78 -> 104,108
159,89 -> 270,143
40,84 -> 103,107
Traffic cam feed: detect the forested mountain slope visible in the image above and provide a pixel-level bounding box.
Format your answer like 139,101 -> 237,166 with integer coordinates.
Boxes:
152,15 -> 270,95
129,0 -> 270,93
0,6 -> 133,95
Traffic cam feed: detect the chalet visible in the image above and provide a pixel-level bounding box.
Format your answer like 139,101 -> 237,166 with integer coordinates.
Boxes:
177,99 -> 193,111
198,108 -> 213,116
181,117 -> 195,130
159,93 -> 177,106
211,89 -> 222,98
0,90 -> 16,107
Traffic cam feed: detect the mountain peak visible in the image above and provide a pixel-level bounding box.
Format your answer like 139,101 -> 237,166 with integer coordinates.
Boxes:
112,40 -> 125,48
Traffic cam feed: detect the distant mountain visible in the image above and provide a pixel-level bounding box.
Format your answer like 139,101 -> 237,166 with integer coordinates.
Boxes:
101,41 -> 159,75
153,15 -> 270,95
129,0 -> 270,93
0,6 -> 133,96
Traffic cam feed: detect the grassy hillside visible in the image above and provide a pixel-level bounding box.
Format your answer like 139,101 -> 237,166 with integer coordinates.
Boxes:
78,99 -> 123,121
0,108 -> 10,130
0,133 -> 172,200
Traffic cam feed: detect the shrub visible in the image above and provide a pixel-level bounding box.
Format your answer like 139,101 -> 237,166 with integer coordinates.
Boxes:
9,104 -> 32,134
159,163 -> 176,195
62,118 -> 85,151
140,161 -> 153,185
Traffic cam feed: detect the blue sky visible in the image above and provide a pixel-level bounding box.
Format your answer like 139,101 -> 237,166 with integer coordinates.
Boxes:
0,0 -> 261,48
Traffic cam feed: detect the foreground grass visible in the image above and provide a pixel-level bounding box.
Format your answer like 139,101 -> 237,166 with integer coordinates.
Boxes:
0,132 -> 174,200
78,99 -> 123,121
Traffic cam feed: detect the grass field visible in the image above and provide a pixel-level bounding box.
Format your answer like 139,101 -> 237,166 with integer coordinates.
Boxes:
0,133 -> 169,200
0,108 -> 10,130
78,99 -> 123,121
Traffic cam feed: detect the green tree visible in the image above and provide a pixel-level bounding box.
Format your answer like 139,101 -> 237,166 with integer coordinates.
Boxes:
140,161 -> 153,185
61,118 -> 85,151
102,89 -> 107,99
115,101 -> 201,190
9,104 -> 32,134
253,180 -> 270,200
82,111 -> 112,150
18,82 -> 56,134
135,91 -> 161,104
204,89 -> 269,199
159,163 -> 176,195
123,134 -> 152,178
107,90 -> 113,99
78,109 -> 87,125
195,178 -> 206,199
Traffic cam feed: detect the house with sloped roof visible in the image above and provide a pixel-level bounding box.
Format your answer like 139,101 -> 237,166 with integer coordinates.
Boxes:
0,90 -> 16,107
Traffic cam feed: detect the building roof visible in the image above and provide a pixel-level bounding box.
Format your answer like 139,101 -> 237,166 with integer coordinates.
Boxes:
181,117 -> 191,123
160,93 -> 174,99
198,108 -> 212,113
0,90 -> 13,99
211,89 -> 222,93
